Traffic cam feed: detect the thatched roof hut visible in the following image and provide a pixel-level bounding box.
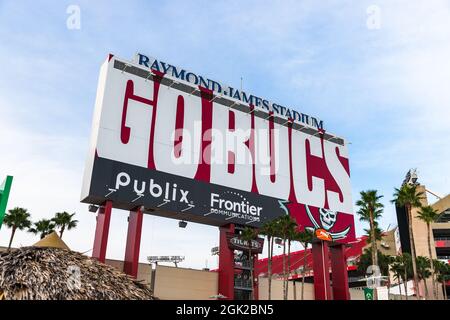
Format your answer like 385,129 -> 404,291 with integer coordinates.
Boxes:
0,233 -> 155,300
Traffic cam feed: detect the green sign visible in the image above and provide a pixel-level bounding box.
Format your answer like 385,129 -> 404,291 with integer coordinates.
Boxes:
364,287 -> 374,300
0,176 -> 13,230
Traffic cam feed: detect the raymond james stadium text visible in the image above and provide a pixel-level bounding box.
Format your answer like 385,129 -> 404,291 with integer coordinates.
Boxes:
136,53 -> 323,129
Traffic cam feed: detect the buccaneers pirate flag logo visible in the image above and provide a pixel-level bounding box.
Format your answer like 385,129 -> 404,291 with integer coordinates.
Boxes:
278,200 -> 352,242
304,204 -> 350,241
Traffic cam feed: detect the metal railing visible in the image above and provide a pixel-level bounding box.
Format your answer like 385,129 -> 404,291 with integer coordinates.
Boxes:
234,279 -> 252,289
434,237 -> 450,241
234,260 -> 252,269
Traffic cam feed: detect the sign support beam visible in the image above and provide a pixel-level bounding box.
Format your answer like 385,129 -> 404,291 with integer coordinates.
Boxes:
123,206 -> 144,278
92,200 -> 112,263
330,243 -> 350,300
218,224 -> 235,300
312,240 -> 332,300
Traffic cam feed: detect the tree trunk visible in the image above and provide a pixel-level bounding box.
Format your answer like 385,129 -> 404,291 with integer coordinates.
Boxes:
60,225 -> 65,239
286,239 -> 291,300
398,277 -> 402,300
426,223 -> 437,299
423,279 -> 429,300
369,212 -> 378,300
268,236 -> 272,300
293,280 -> 297,300
407,204 -> 420,299
387,278 -> 391,299
435,280 -> 440,300
301,242 -> 307,300
7,227 -> 16,251
267,237 -> 274,300
443,281 -> 448,300
249,248 -> 254,300
404,267 -> 408,300
282,240 -> 286,300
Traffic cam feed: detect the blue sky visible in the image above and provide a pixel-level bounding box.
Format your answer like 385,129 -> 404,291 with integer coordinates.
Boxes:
1,0 -> 449,269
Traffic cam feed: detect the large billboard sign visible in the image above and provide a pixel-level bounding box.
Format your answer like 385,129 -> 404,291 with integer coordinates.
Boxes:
81,54 -> 355,242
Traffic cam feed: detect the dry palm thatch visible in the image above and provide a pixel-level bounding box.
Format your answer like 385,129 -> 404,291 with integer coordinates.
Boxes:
0,246 -> 155,300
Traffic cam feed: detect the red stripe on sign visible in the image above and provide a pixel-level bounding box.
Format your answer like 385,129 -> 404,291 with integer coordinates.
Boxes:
248,105 -> 259,194
194,87 -> 214,182
287,123 -> 297,203
228,152 -> 235,174
228,110 -> 235,131
121,80 -> 153,144
147,70 -> 164,169
269,112 -> 276,183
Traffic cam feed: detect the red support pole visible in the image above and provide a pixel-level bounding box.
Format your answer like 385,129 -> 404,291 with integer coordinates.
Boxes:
330,243 -> 350,300
218,224 -> 235,300
123,206 -> 144,278
92,200 -> 112,263
312,240 -> 332,300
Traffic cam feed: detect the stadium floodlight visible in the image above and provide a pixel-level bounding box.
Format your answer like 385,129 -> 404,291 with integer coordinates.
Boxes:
147,255 -> 185,267
211,246 -> 219,256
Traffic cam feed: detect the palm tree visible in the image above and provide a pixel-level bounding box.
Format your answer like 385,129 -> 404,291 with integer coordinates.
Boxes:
357,248 -> 391,277
392,184 -> 424,298
260,220 -> 277,300
29,219 -> 56,239
364,222 -> 393,293
297,229 -> 313,300
286,224 -> 299,299
363,223 -> 383,244
434,259 -> 449,300
3,207 -> 32,251
356,190 -> 384,299
277,215 -> 297,300
400,253 -> 413,300
416,205 -> 440,299
390,259 -> 404,300
241,227 -> 258,300
416,256 -> 431,299
52,211 -> 78,238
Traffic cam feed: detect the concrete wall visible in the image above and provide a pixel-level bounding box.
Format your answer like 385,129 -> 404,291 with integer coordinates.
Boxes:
153,265 -> 218,300
431,194 -> 450,215
411,185 -> 435,259
105,259 -> 152,285
349,288 -> 365,300
397,185 -> 450,300
410,186 -> 445,299
259,277 -> 365,300
258,277 -> 315,300
363,228 -> 398,256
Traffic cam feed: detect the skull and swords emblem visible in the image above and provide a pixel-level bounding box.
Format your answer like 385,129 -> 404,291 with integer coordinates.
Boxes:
319,208 -> 337,231
305,205 -> 350,241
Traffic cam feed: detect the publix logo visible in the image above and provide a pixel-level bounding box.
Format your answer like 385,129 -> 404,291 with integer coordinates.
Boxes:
209,191 -> 262,224
111,172 -> 194,210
